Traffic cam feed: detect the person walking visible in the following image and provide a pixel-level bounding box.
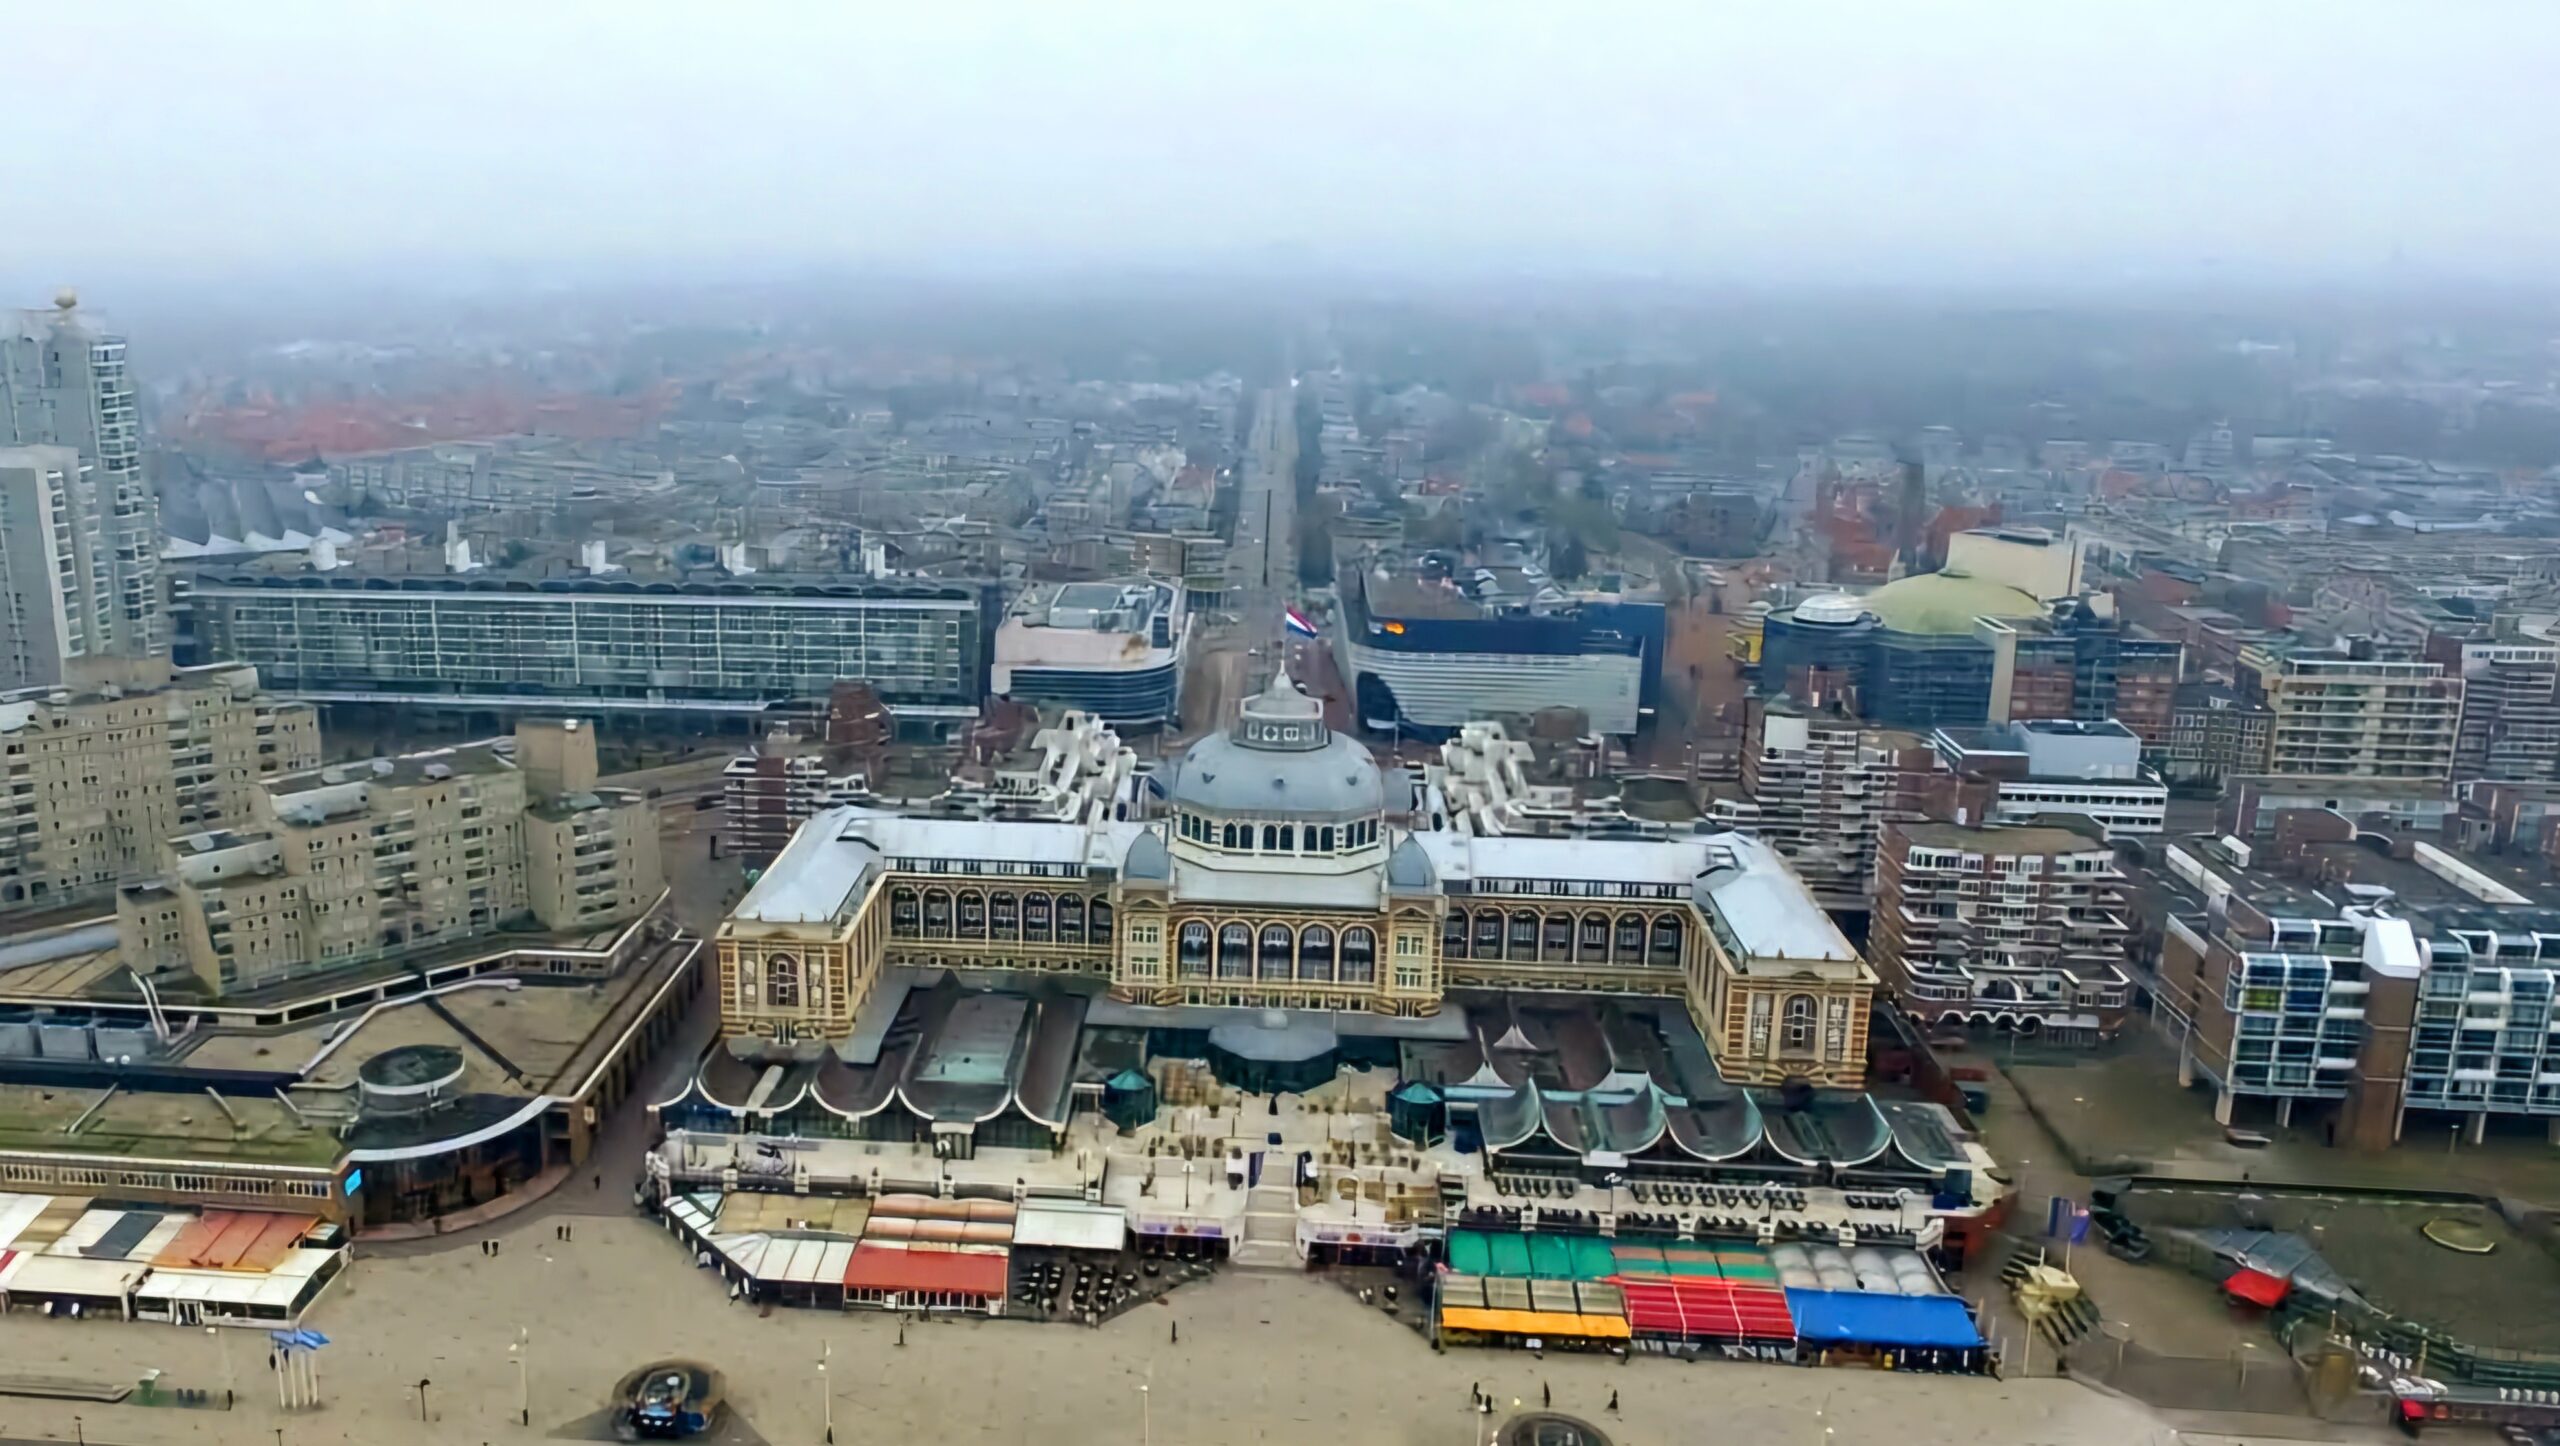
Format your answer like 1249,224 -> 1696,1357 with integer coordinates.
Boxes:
1607,1389 -> 1619,1414
1542,1383 -> 1552,1409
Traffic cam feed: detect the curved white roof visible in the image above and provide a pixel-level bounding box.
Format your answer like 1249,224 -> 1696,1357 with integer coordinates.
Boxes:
1793,592 -> 1869,626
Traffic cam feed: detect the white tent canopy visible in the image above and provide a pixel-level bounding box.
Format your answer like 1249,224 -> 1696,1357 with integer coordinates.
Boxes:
1012,1201 -> 1128,1252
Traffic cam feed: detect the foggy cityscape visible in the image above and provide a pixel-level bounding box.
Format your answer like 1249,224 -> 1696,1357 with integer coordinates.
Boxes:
4,6 -> 2560,1445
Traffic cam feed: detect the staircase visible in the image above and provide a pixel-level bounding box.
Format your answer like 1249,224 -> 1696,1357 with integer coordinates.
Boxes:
1229,1153 -> 1303,1271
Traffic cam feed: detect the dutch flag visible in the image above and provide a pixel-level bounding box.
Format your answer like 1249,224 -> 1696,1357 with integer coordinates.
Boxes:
1283,607 -> 1320,639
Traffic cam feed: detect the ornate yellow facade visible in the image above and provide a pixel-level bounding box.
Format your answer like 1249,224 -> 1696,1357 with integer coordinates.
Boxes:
715,674 -> 1874,1086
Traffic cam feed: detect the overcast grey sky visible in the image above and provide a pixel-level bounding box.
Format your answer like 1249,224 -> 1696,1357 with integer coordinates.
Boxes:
8,1 -> 2556,287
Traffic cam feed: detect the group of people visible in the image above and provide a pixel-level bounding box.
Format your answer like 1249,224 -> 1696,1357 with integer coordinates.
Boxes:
1469,1381 -> 1619,1415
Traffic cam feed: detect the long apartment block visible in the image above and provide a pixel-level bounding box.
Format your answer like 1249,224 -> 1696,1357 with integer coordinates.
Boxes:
2,661 -> 318,918
185,570 -> 998,722
118,718 -> 660,995
2141,816 -> 2560,1150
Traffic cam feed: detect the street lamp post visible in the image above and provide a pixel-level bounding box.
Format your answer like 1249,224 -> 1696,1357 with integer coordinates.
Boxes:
511,1327 -> 530,1427
414,1378 -> 431,1422
1139,1382 -> 1151,1446
820,1341 -> 834,1444
208,1324 -> 235,1408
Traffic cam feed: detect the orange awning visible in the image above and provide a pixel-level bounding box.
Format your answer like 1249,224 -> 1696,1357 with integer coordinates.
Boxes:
1439,1307 -> 1630,1340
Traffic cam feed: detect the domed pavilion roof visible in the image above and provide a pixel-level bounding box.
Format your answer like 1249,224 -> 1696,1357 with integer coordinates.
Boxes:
1162,670 -> 1384,820
1859,568 -> 2042,635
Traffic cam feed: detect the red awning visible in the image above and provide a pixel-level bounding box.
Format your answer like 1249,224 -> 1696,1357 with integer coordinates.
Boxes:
2223,1267 -> 2290,1308
1611,1276 -> 1796,1341
842,1245 -> 1008,1298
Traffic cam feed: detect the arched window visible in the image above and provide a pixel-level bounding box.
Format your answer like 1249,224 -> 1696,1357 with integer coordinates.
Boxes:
1320,826 -> 1336,852
890,887 -> 919,935
1222,822 -> 1240,849
1261,824 -> 1280,851
1057,894 -> 1086,944
1023,893 -> 1052,943
1299,925 -> 1335,981
1650,915 -> 1682,963
1090,900 -> 1114,945
1508,910 -> 1539,960
923,889 -> 952,939
1218,924 -> 1252,979
1442,910 -> 1469,959
1782,993 -> 1818,1053
1578,913 -> 1608,959
991,892 -> 1019,938
766,953 -> 800,1009
1340,927 -> 1377,985
957,891 -> 987,939
1178,922 -> 1211,977
1543,913 -> 1573,958
1279,825 -> 1295,852
1615,914 -> 1644,960
1474,912 -> 1503,953
1260,924 -> 1294,979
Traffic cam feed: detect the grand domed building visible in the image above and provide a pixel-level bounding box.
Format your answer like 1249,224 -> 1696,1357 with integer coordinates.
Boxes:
712,673 -> 1874,1091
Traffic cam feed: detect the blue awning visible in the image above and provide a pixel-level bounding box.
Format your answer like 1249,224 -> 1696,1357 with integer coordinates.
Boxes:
1783,1290 -> 1984,1350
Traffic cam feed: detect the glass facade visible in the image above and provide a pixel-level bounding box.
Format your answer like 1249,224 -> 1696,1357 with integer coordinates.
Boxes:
189,576 -> 992,712
2221,952 -> 2365,1098
2406,949 -> 2560,1115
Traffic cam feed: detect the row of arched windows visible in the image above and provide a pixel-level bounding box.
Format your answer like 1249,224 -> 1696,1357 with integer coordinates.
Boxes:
1174,920 -> 1377,984
1175,812 -> 1379,855
888,888 -> 1114,946
1441,908 -> 1684,967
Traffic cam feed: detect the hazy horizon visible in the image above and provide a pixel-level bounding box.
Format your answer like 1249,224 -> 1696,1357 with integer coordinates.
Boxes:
10,2 -> 2558,293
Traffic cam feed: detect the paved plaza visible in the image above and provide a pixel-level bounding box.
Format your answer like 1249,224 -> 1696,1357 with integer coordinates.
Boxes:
0,1214 -> 2188,1446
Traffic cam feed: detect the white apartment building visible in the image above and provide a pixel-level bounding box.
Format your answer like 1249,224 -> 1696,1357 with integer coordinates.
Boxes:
2240,643 -> 2461,782
1,298 -> 161,672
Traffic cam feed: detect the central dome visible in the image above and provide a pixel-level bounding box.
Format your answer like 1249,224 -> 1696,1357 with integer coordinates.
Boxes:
1164,670 -> 1384,819
1859,568 -> 2042,635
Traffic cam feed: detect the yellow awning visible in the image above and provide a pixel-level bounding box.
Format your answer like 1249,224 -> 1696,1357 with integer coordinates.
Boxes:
1439,1307 -> 1631,1340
